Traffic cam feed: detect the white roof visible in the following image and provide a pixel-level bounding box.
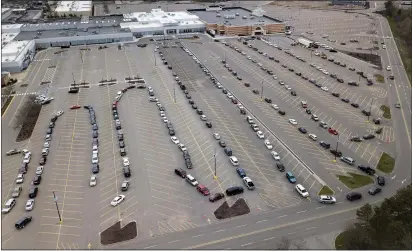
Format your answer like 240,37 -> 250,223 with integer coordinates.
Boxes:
55,1 -> 92,13
2,33 -> 20,46
121,9 -> 203,30
2,24 -> 24,32
1,40 -> 32,63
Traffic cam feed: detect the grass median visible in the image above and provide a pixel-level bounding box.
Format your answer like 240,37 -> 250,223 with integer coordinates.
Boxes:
335,231 -> 349,250
387,17 -> 412,85
380,105 -> 391,119
376,152 -> 395,173
374,74 -> 385,83
318,185 -> 334,196
337,172 -> 374,189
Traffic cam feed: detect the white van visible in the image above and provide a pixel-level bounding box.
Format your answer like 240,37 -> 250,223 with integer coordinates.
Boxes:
2,199 -> 16,214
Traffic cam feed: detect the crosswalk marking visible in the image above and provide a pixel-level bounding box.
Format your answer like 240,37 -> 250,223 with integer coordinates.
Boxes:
33,58 -> 51,62
1,92 -> 38,98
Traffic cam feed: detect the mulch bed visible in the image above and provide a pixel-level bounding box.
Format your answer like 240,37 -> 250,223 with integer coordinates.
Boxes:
1,96 -> 14,115
214,198 -> 250,220
16,104 -> 42,142
100,221 -> 137,245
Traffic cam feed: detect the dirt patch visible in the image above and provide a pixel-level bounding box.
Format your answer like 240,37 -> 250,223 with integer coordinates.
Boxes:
16,103 -> 42,142
214,198 -> 250,220
100,221 -> 137,245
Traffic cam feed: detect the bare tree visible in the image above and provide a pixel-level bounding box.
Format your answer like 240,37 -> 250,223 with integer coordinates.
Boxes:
292,238 -> 307,249
13,94 -> 37,130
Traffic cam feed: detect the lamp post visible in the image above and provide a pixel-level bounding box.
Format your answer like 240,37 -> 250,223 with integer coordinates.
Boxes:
367,98 -> 375,122
332,134 -> 340,163
53,191 -> 62,223
173,82 -> 176,104
154,48 -> 157,66
260,80 -> 264,101
213,148 -> 217,180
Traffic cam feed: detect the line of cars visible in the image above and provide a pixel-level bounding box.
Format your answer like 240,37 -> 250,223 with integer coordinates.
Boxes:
182,44 -> 316,201
3,110 -> 64,229
83,105 -> 99,187
110,86 -> 137,207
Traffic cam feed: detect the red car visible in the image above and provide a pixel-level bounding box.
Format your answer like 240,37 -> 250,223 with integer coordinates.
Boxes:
197,184 -> 210,196
70,105 -> 81,110
328,128 -> 338,135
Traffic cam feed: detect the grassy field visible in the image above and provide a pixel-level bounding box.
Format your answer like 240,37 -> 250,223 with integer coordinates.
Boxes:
377,152 -> 395,173
318,185 -> 334,196
387,17 -> 412,85
380,105 -> 392,119
374,74 -> 385,83
337,172 -> 374,189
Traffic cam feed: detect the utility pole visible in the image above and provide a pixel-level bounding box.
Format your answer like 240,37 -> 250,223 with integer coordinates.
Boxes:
213,148 -> 217,180
367,98 -> 375,122
53,191 -> 62,223
260,80 -> 264,101
72,72 -> 76,87
332,134 -> 340,163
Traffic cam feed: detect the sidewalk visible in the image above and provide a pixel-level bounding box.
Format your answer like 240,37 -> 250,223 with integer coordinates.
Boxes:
303,230 -> 340,249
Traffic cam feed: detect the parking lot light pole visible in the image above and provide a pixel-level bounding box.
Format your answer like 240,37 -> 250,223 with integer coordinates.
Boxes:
154,49 -> 157,66
213,148 -> 217,180
260,80 -> 264,101
332,134 -> 340,163
367,98 -> 375,123
173,83 -> 176,104
53,191 -> 62,223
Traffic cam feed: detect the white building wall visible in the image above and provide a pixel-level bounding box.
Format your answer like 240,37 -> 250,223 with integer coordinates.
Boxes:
1,40 -> 35,73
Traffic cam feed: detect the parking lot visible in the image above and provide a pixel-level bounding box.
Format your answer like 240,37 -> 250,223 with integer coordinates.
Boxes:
183,35 -> 392,187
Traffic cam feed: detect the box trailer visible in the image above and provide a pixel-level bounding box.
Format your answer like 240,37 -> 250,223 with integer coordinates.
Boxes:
297,37 -> 313,48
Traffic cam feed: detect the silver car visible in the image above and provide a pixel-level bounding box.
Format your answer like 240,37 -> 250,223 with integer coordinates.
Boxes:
25,199 -> 35,211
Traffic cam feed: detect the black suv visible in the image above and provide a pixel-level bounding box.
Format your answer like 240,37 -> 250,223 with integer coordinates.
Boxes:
363,134 -> 375,140
92,164 -> 99,174
175,168 -> 186,178
15,216 -> 32,229
368,186 -> 382,196
361,110 -> 371,116
264,98 -> 272,103
32,175 -> 42,185
29,187 -> 38,198
346,192 -> 362,201
197,109 -> 203,115
332,92 -> 340,97
278,110 -> 286,115
276,162 -> 285,172
330,149 -> 342,157
358,165 -> 376,175
319,141 -> 330,149
123,167 -> 131,177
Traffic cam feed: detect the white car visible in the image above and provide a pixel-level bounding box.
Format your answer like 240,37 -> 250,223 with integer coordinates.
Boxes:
295,184 -> 309,198
312,114 -> 319,121
247,56 -> 252,60
148,87 -> 153,92
160,111 -> 165,116
273,75 -> 278,80
279,81 -> 284,85
243,177 -> 255,190
149,97 -> 158,102
122,157 -> 130,166
257,63 -> 263,67
23,152 -> 31,164
156,102 -> 162,107
256,131 -> 265,139
213,133 -> 221,140
321,86 -> 329,92
56,110 -> 64,116
90,175 -> 97,187
117,91 -> 123,96
36,166 -> 44,175
25,199 -> 35,211
289,119 -> 297,125
382,45 -> 386,49
93,145 -> 98,155
271,151 -> 280,161
92,154 -> 98,164
178,143 -> 187,152
186,174 -> 198,186
229,156 -> 239,166
285,85 -> 291,90
162,117 -> 168,123
386,66 -> 391,71
318,195 -> 336,204
309,134 -> 317,141
43,141 -> 50,148
200,115 -> 207,121
217,84 -> 223,89
227,93 -> 233,99
16,174 -> 24,184
322,70 -> 329,75
271,104 -> 279,110
264,139 -> 273,149
111,195 -> 125,206
171,136 -> 180,144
